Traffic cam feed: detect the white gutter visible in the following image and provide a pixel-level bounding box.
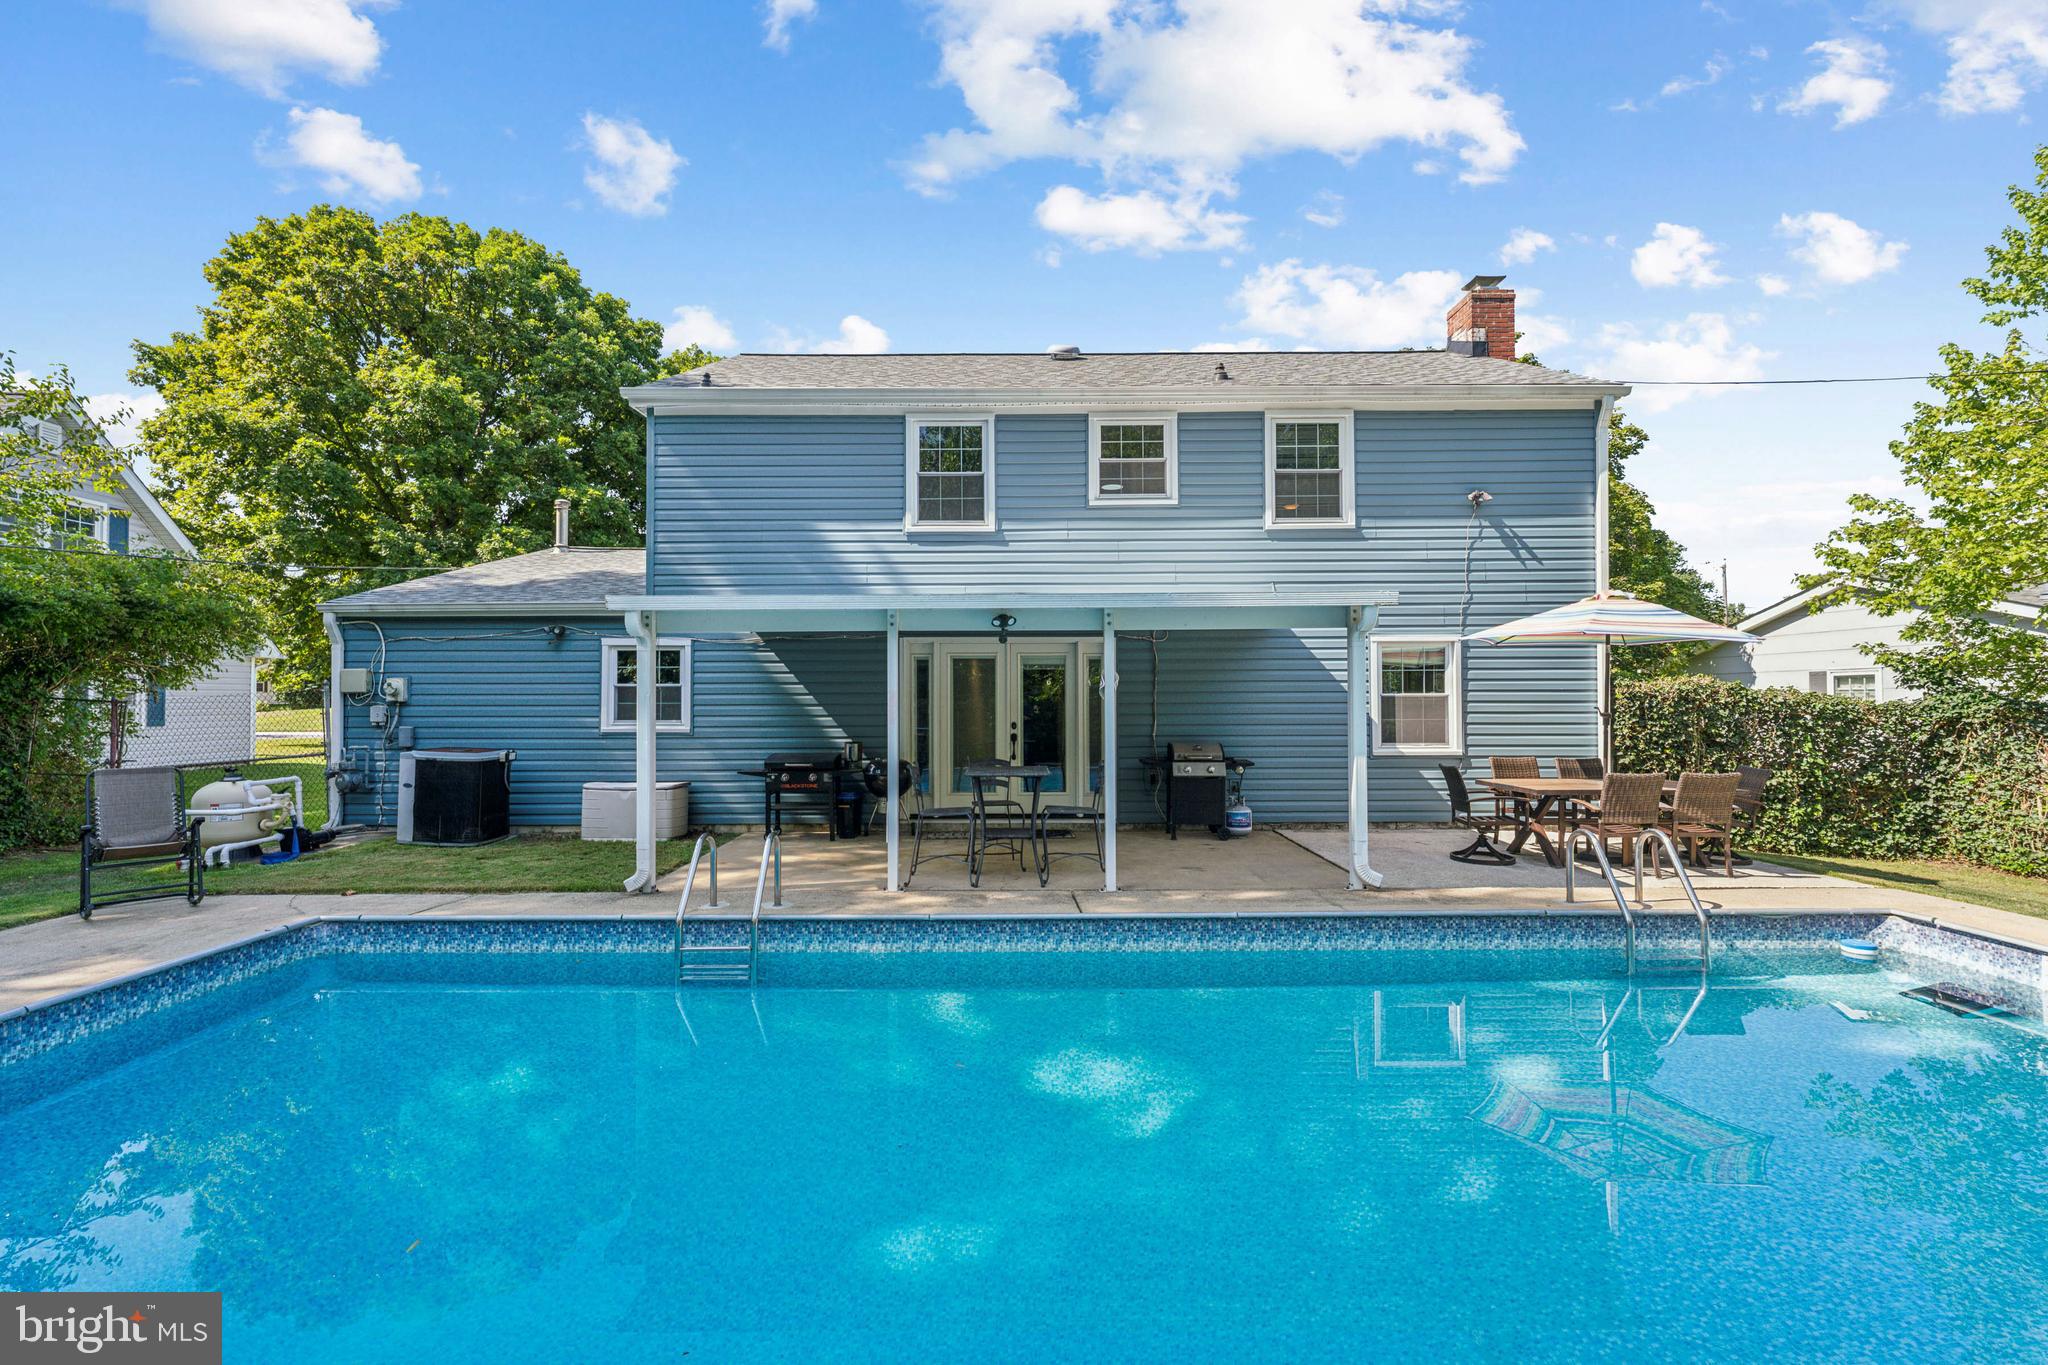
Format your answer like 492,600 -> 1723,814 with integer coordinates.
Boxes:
621,382 -> 1627,416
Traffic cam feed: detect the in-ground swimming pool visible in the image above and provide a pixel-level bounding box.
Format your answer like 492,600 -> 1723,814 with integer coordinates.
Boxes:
1,916 -> 2045,1362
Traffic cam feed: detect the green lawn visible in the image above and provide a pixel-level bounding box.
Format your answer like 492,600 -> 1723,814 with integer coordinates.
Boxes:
0,834 -> 707,930
255,705 -> 322,734
1760,852 -> 2048,921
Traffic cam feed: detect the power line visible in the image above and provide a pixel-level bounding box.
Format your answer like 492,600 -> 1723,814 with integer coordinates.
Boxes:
0,542 -> 466,575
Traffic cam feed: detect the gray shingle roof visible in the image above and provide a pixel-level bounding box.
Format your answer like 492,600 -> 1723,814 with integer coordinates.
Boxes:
2009,583 -> 2047,610
649,350 -> 1611,391
321,547 -> 642,613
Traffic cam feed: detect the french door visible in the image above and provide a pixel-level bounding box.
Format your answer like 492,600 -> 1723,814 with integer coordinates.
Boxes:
904,638 -> 1101,809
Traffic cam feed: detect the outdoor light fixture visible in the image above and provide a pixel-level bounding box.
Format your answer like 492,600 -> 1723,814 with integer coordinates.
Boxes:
1467,489 -> 1493,509
992,612 -> 1017,643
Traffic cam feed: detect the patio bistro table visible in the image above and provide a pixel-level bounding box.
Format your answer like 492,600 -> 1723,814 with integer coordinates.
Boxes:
960,761 -> 1054,887
1477,777 -> 1677,869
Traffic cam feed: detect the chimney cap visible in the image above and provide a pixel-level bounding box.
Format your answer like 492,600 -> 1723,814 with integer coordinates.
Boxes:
1461,274 -> 1508,292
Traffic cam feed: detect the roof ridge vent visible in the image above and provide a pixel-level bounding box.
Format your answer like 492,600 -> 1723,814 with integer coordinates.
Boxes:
1048,344 -> 1082,361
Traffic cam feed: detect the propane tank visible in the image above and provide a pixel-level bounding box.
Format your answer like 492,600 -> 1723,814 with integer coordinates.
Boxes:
1225,796 -> 1253,838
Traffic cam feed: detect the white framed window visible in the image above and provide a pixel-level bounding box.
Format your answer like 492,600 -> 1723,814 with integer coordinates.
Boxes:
57,504 -> 105,550
1264,412 -> 1355,528
1088,413 -> 1178,506
600,637 -> 692,733
905,415 -> 996,531
1371,636 -> 1462,755
1829,670 -> 1880,702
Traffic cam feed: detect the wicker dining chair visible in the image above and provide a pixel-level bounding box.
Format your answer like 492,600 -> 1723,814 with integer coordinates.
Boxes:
1734,765 -> 1772,814
1440,764 -> 1516,865
1489,755 -> 1542,780
1580,773 -> 1669,875
1555,756 -> 1605,780
1665,772 -> 1743,876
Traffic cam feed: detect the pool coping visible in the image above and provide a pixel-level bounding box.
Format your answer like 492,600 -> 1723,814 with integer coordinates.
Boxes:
4,905 -> 2045,1033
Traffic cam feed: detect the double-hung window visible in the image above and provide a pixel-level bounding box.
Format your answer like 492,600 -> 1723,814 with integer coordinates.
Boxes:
1265,413 -> 1355,528
600,637 -> 692,733
1371,637 -> 1461,755
57,505 -> 104,550
1088,414 -> 1178,505
906,415 -> 996,531
1829,671 -> 1879,702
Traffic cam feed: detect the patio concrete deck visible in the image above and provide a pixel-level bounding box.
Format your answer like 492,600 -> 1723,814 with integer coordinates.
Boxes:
4,827 -> 2043,1014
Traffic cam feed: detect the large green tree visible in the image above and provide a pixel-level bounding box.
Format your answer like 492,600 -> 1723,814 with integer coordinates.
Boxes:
1814,147 -> 2048,699
0,358 -> 264,849
131,207 -> 668,693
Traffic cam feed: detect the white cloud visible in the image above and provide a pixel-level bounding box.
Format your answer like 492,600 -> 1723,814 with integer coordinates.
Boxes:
1594,313 -> 1771,411
1779,37 -> 1892,126
763,0 -> 817,51
84,392 -> 166,450
1234,261 -> 1463,349
123,0 -> 385,97
1659,55 -> 1729,98
1516,312 -> 1571,356
663,305 -> 737,354
278,106 -> 421,203
1302,190 -> 1345,229
1630,223 -> 1729,289
1034,185 -> 1246,253
1500,227 -> 1555,266
773,315 -> 891,354
903,0 -> 1523,252
579,113 -> 682,217
1755,272 -> 1791,296
1885,0 -> 2048,113
1777,210 -> 1908,284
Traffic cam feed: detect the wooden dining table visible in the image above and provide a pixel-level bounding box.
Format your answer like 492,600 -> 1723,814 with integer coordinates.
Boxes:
1477,777 -> 1677,868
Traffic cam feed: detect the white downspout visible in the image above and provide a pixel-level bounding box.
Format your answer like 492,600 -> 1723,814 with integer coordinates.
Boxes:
1347,605 -> 1385,889
322,611 -> 343,832
623,608 -> 659,893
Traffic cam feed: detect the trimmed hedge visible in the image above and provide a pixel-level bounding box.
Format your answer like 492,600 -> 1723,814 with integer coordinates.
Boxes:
1614,676 -> 2048,876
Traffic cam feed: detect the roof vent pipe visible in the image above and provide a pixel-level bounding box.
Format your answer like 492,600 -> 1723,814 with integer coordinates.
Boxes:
1049,344 -> 1082,361
1213,361 -> 1231,381
553,498 -> 570,551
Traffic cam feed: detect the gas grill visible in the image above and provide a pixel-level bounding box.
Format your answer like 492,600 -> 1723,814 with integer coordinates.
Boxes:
734,752 -> 850,836
1141,741 -> 1255,840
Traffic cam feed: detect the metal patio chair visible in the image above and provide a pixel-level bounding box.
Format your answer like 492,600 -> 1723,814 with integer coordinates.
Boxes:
1036,762 -> 1106,884
79,765 -> 204,919
1441,764 -> 1516,865
902,761 -> 974,889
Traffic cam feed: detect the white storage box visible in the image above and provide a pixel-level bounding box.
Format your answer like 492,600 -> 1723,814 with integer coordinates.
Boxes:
581,781 -> 689,840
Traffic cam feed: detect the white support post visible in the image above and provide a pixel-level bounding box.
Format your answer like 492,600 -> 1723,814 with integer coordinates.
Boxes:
321,611 -> 344,832
1101,610 -> 1118,892
624,609 -> 659,893
885,611 -> 901,891
1347,606 -> 1385,889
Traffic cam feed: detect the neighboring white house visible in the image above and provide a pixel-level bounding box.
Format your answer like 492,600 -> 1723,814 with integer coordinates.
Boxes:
18,409 -> 270,766
1693,580 -> 2048,701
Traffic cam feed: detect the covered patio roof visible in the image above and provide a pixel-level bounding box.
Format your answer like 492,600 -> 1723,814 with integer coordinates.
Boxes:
608,588 -> 1400,899
605,589 -> 1398,633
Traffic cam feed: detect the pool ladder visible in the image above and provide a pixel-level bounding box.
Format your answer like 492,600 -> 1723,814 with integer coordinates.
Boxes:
675,832 -> 781,985
1563,827 -> 1710,975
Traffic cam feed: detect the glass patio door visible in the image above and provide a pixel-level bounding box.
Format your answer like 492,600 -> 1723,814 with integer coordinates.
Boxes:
916,639 -> 1087,808
933,641 -> 1006,803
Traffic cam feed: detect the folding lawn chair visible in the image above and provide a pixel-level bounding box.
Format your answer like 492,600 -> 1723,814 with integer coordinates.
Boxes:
79,765 -> 204,919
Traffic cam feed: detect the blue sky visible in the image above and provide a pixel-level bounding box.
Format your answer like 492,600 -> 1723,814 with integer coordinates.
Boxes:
6,0 -> 2047,608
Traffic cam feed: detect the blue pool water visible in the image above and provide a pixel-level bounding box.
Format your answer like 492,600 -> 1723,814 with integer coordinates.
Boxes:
2,944 -> 2045,1361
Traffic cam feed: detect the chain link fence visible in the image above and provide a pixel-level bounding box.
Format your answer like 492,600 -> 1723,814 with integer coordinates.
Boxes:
106,693 -> 329,829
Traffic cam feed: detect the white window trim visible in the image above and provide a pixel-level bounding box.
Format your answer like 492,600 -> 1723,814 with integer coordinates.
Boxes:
904,413 -> 998,532
57,503 -> 108,547
1827,669 -> 1882,702
1369,634 -> 1464,757
599,636 -> 693,734
1087,412 -> 1179,507
1263,410 -> 1356,530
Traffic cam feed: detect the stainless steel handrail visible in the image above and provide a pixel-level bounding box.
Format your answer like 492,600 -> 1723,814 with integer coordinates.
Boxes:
745,830 -> 783,986
672,832 -> 723,959
1563,827 -> 1637,974
1634,828 -> 1711,970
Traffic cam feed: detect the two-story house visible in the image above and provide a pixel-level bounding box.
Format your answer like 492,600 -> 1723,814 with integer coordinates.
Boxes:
321,277 -> 1625,892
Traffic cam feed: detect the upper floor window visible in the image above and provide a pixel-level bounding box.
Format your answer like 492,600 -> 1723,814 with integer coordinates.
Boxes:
600,637 -> 692,733
1089,414 -> 1178,506
58,505 -> 104,550
1265,413 -> 1354,528
905,416 -> 996,531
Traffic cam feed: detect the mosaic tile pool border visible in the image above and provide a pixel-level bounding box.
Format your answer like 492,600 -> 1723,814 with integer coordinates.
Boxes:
3,910 -> 2042,1067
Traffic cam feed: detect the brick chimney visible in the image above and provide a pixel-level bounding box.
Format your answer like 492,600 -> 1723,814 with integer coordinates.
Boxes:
1446,275 -> 1515,359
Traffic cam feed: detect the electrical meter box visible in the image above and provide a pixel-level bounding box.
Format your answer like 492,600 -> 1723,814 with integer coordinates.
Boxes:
380,677 -> 410,703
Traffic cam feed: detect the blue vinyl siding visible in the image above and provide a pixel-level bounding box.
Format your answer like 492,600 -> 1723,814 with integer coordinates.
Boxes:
337,404 -> 1600,828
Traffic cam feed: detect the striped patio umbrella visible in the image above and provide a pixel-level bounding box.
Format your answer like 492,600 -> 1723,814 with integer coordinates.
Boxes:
1466,591 -> 1757,766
